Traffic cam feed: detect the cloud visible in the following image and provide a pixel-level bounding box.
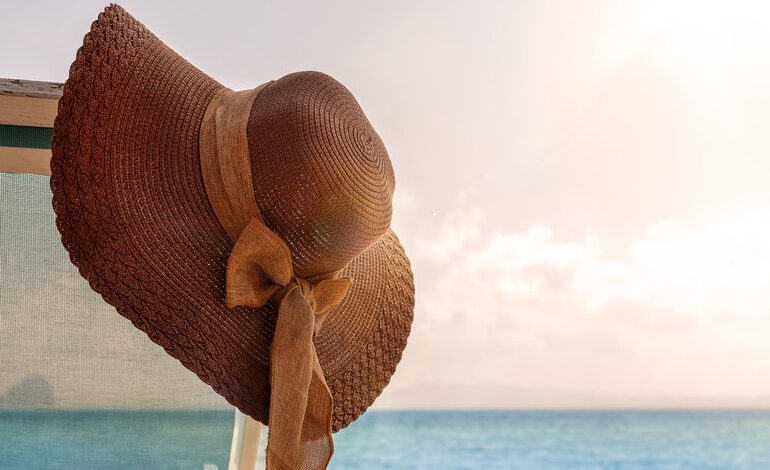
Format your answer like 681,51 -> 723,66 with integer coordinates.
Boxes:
383,202 -> 770,404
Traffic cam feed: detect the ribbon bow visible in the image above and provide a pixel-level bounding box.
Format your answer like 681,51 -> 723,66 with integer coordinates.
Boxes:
199,85 -> 351,469
227,217 -> 351,469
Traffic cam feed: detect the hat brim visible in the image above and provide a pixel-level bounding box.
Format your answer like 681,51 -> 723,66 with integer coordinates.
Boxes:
50,5 -> 414,431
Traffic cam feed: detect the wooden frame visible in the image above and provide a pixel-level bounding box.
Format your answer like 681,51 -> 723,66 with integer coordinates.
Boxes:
0,78 -> 61,175
0,78 -> 61,127
0,147 -> 51,175
1,77 -> 263,468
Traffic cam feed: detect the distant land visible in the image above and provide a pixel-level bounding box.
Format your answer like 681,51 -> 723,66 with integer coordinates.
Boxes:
0,374 -> 54,409
374,383 -> 770,410
0,373 -> 229,410
5,375 -> 770,410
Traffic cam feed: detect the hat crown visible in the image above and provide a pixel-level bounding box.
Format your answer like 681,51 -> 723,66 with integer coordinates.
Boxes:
247,72 -> 395,278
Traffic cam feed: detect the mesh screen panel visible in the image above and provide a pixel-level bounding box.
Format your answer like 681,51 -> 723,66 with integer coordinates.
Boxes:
0,173 -> 234,470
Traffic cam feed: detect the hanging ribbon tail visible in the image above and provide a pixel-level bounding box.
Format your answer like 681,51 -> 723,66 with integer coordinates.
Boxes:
266,286 -> 335,470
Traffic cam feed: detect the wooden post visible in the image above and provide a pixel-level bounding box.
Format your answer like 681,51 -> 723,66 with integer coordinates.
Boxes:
228,410 -> 263,470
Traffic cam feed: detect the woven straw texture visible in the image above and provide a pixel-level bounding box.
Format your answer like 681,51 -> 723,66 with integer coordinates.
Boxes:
50,4 -> 414,431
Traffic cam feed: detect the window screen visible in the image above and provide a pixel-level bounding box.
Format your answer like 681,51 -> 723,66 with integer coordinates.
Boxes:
0,173 -> 234,470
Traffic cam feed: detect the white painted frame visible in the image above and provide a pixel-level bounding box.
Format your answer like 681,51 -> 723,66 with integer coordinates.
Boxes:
228,411 -> 263,470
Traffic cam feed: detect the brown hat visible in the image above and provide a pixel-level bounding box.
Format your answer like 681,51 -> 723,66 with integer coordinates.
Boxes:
50,4 -> 414,468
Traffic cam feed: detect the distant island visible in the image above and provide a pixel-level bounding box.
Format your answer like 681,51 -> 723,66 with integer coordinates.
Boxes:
375,383 -> 770,410
5,375 -> 770,411
0,374 -> 54,409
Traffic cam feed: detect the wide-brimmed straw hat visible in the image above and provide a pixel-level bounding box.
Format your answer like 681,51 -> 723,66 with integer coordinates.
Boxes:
51,4 -> 414,468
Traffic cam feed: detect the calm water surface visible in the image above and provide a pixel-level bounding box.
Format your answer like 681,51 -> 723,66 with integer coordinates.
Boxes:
2,410 -> 770,469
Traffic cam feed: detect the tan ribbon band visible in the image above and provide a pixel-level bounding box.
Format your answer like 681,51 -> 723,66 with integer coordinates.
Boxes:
200,85 -> 269,241
199,84 -> 351,470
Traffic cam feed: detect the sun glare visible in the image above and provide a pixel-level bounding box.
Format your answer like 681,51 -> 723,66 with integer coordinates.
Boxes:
601,1 -> 770,81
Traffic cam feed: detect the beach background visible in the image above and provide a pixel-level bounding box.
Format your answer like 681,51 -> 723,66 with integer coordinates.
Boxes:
5,1 -> 770,468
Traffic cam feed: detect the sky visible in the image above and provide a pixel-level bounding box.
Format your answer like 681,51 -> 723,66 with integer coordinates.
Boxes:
3,0 -> 770,408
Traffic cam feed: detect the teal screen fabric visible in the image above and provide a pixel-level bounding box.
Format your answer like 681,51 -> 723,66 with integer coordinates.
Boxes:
0,125 -> 54,149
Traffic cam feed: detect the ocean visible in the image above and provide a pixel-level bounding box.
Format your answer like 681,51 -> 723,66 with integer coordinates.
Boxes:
2,410 -> 770,469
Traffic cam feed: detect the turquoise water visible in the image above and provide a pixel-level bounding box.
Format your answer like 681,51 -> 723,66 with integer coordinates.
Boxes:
334,410 -> 770,469
2,410 -> 770,469
0,410 -> 233,469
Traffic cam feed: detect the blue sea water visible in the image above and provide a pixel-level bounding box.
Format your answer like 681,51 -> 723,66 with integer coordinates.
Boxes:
2,410 -> 770,469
